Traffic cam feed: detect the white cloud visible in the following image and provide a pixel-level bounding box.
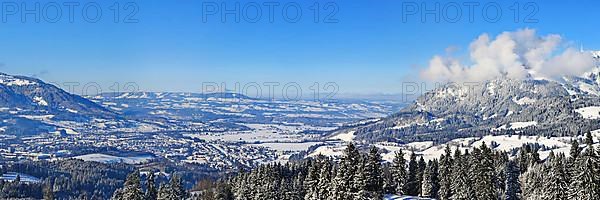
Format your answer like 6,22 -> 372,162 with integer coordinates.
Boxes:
539,48 -> 595,78
420,28 -> 596,82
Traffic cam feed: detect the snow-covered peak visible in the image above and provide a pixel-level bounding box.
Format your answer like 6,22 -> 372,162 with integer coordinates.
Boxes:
0,71 -> 114,117
560,51 -> 600,96
0,73 -> 37,86
592,50 -> 600,59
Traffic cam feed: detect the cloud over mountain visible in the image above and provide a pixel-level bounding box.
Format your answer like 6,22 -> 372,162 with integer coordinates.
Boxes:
420,28 -> 597,82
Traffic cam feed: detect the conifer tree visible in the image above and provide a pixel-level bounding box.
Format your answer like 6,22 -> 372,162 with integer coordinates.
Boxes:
317,159 -> 332,200
567,139 -> 582,187
156,183 -> 171,200
529,147 -> 540,166
292,175 -> 305,200
329,163 -> 347,200
417,156 -> 426,196
504,160 -> 521,200
43,182 -> 54,200
304,159 -> 321,200
146,172 -> 158,200
544,152 -> 568,200
391,150 -> 407,195
518,146 -> 529,174
420,161 -> 437,198
520,162 -> 545,199
451,148 -> 474,200
430,159 -> 440,199
568,156 -> 600,199
569,140 -> 581,162
169,174 -> 188,199
438,146 -> 453,200
585,131 -> 594,148
353,156 -> 367,200
121,171 -> 144,200
381,164 -> 395,195
361,146 -> 383,199
111,188 -> 124,200
344,143 -> 362,198
493,151 -> 509,198
404,152 -> 419,196
473,143 -> 496,200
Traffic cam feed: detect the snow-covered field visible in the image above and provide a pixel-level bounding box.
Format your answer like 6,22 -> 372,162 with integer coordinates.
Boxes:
512,96 -> 536,105
73,153 -> 154,164
491,121 -> 537,132
249,142 -> 322,151
319,130 -> 600,162
185,123 -> 327,143
186,131 -> 305,143
0,172 -> 41,183
377,134 -> 574,162
384,194 -> 434,200
330,131 -> 355,142
575,106 -> 600,119
309,145 -> 346,158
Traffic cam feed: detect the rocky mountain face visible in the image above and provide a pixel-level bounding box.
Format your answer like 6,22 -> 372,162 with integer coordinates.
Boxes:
350,63 -> 600,144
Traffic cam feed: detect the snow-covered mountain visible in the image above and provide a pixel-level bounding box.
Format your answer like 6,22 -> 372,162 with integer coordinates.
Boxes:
341,53 -> 600,144
563,67 -> 600,96
0,73 -> 405,170
0,72 -> 113,116
0,72 -> 119,136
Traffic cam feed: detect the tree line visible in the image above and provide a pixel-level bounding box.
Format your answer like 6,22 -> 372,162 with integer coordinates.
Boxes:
195,132 -> 600,200
111,171 -> 189,200
0,159 -> 132,200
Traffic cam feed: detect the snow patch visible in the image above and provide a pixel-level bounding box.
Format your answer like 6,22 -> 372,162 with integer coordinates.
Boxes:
249,142 -> 322,152
308,145 -> 344,157
0,172 -> 41,183
492,121 -> 537,132
575,106 -> 600,119
33,96 -> 48,106
62,128 -> 79,135
66,108 -> 78,113
330,131 -> 355,142
0,75 -> 37,86
384,194 -> 434,200
578,83 -> 600,96
512,96 -> 536,105
73,153 -> 154,164
471,135 -> 566,152
487,82 -> 496,95
483,113 -> 497,120
405,141 -> 434,150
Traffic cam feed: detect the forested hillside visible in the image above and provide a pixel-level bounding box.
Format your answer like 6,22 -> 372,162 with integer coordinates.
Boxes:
349,79 -> 600,144
0,159 -> 132,199
193,132 -> 600,200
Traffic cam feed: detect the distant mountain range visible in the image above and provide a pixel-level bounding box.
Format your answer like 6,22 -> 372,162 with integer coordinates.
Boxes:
6,58 -> 600,145
0,72 -> 405,138
94,92 -> 253,100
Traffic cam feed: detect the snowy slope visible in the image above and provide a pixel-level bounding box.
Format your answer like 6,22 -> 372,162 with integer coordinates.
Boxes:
384,194 -> 435,200
575,106 -> 600,119
315,130 -> 600,163
0,172 -> 41,183
73,153 -> 154,164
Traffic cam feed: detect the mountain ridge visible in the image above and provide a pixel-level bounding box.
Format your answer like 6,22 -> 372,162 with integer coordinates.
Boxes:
343,59 -> 600,144
0,72 -> 113,117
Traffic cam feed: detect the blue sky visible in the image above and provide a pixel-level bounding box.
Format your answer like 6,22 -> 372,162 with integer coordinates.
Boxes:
0,0 -> 599,95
